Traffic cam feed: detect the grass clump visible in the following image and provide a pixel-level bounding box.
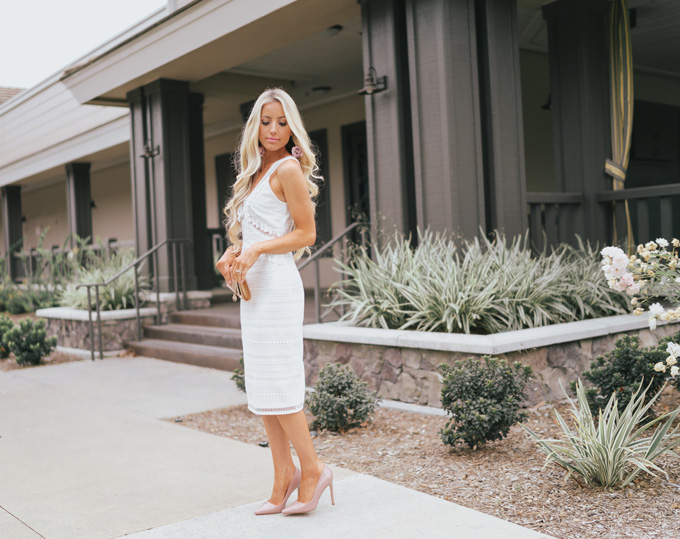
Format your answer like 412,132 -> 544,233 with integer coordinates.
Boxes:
524,379 -> 680,489
328,229 -> 630,334
3,318 -> 57,366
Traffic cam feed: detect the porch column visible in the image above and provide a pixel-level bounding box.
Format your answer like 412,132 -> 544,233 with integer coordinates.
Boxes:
127,78 -> 210,292
542,0 -> 610,244
405,0 -> 485,239
65,162 -> 93,246
475,0 -> 527,238
360,0 -> 417,242
1,185 -> 22,280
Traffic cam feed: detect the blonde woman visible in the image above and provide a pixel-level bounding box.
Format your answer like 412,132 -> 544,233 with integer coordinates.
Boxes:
216,88 -> 334,515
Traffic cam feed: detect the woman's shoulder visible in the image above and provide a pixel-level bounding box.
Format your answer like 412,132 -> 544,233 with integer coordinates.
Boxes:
276,156 -> 303,178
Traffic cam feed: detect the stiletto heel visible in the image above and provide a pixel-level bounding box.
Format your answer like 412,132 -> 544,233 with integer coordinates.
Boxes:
254,467 -> 301,515
281,464 -> 334,515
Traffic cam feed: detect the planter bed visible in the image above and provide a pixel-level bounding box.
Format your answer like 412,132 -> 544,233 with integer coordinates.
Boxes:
302,312 -> 680,406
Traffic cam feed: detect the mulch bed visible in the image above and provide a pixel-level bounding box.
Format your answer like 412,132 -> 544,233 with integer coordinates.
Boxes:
170,391 -> 680,539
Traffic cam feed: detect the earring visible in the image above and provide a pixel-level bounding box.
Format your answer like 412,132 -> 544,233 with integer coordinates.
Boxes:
258,146 -> 265,157
291,146 -> 302,159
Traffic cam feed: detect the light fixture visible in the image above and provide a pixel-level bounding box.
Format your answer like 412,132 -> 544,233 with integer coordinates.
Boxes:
324,24 -> 343,37
358,67 -> 387,95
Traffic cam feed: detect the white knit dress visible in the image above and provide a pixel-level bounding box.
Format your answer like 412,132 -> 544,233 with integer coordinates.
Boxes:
237,155 -> 306,415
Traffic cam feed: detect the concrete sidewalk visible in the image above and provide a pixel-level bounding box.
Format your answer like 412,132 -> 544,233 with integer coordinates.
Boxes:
0,357 -> 555,539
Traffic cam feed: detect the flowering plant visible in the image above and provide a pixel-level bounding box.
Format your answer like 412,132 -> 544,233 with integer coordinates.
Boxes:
601,238 -> 680,378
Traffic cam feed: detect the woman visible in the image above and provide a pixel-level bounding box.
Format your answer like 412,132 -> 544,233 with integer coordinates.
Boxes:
216,88 -> 334,515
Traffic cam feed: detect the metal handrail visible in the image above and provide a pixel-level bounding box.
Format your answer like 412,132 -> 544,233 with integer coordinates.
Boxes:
297,221 -> 367,323
76,238 -> 192,361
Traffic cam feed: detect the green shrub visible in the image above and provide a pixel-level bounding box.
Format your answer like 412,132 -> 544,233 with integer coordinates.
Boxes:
328,229 -> 630,334
574,331 -> 680,416
232,356 -> 246,393
439,356 -> 534,449
306,363 -> 381,432
0,315 -> 14,359
524,379 -> 680,489
3,318 -> 57,366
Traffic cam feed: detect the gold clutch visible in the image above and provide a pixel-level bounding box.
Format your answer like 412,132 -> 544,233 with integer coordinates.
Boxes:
228,279 -> 251,301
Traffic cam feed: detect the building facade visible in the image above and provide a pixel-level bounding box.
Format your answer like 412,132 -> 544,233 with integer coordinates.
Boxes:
1,0 -> 679,291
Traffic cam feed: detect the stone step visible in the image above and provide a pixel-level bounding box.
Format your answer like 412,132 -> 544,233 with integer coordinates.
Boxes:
124,339 -> 242,372
169,308 -> 241,329
144,324 -> 242,349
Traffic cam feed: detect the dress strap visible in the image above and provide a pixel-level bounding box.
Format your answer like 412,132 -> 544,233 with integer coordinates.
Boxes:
264,155 -> 298,180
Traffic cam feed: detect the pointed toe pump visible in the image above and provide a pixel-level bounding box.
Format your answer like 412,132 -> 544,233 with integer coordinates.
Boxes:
281,464 -> 335,515
254,467 -> 301,515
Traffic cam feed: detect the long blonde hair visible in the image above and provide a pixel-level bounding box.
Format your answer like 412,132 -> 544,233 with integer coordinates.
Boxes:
223,88 -> 321,260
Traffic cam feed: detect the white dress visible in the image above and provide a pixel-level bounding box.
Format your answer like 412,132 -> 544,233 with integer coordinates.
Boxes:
236,155 -> 306,415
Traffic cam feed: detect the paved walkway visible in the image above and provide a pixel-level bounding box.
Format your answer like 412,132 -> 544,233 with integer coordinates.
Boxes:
0,357 -> 555,539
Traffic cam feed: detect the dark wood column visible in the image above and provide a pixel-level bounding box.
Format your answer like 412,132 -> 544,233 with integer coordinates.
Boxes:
360,0 -> 416,243
127,79 -> 210,292
542,0 -> 610,245
475,0 -> 527,238
405,0 -> 486,239
65,162 -> 93,245
2,185 -> 23,280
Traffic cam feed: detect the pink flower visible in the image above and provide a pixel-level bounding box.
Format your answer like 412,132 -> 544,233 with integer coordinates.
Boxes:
291,146 -> 303,158
625,283 -> 640,296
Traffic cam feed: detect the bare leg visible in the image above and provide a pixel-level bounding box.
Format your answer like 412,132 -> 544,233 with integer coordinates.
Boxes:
261,416 -> 297,505
276,410 -> 324,503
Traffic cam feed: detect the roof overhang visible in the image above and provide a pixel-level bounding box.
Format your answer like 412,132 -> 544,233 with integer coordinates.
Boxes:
60,0 -> 360,105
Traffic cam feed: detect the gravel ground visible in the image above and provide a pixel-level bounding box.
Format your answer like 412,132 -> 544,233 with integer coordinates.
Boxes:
171,391 -> 680,539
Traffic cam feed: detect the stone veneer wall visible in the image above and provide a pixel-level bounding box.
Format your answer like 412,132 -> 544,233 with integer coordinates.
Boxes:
303,324 -> 680,406
44,315 -> 157,352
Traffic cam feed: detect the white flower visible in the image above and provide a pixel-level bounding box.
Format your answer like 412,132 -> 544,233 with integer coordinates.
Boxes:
671,366 -> 679,377
656,238 -> 669,248
649,317 -> 658,331
654,362 -> 666,372
625,283 -> 641,296
649,303 -> 665,316
667,356 -> 677,367
612,253 -> 630,269
601,246 -> 624,258
667,342 -> 680,358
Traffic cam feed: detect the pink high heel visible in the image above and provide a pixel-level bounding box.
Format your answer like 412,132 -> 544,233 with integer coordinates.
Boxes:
254,467 -> 301,515
281,464 -> 335,515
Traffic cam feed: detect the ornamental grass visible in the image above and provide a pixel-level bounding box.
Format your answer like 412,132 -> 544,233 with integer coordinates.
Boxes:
327,229 -> 630,334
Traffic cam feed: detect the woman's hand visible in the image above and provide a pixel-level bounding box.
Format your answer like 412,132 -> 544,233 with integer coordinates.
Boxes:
216,246 -> 238,286
231,245 -> 262,283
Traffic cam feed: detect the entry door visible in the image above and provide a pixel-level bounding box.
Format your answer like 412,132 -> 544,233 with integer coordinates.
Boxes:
341,121 -> 369,243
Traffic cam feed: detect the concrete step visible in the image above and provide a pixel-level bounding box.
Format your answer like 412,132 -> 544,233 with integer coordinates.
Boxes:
169,308 -> 241,329
144,324 -> 242,349
125,339 -> 242,372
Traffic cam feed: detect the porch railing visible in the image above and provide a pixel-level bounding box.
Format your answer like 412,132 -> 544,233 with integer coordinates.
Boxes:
297,221 -> 367,324
526,192 -> 584,252
597,182 -> 680,245
75,238 -> 191,361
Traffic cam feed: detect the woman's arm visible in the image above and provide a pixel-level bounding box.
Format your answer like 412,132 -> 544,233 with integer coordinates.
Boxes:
231,160 -> 315,283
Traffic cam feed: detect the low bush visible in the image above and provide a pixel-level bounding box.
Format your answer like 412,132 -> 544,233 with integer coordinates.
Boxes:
524,379 -> 680,489
439,356 -> 534,449
575,331 -> 680,416
3,318 -> 57,366
0,315 -> 14,359
306,363 -> 380,432
328,229 -> 630,334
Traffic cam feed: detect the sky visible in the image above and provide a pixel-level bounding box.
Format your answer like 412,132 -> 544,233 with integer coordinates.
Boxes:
0,0 -> 167,89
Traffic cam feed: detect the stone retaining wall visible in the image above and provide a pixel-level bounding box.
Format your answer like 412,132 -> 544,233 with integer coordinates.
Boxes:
303,324 -> 680,406
43,315 -> 156,352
